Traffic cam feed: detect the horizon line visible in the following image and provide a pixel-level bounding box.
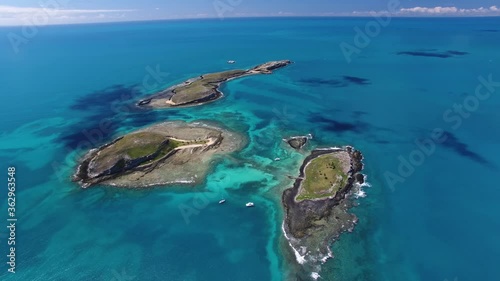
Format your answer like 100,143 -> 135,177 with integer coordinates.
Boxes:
1,14 -> 499,28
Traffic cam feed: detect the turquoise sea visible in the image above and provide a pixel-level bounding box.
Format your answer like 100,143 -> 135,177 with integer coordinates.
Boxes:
1,17 -> 499,281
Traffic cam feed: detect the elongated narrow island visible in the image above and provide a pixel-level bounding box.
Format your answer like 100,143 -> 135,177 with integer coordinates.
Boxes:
137,60 -> 291,108
282,146 -> 364,268
73,121 -> 244,188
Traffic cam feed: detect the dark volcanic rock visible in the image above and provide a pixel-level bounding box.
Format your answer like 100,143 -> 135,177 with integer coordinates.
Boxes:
287,137 -> 308,150
282,146 -> 364,267
72,121 -> 243,188
285,134 -> 312,150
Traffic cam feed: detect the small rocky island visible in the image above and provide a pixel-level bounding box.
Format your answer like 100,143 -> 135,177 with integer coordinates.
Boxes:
282,146 -> 364,268
73,121 -> 243,188
284,134 -> 313,150
137,60 -> 291,108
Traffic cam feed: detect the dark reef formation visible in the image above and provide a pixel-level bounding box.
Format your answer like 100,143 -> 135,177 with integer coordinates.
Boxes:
284,134 -> 313,150
283,147 -> 363,238
397,49 -> 469,58
282,146 -> 364,271
300,75 -> 370,88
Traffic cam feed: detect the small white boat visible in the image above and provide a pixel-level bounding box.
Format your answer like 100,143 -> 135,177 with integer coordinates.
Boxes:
219,199 -> 226,204
274,157 -> 281,161
227,60 -> 236,64
245,202 -> 254,207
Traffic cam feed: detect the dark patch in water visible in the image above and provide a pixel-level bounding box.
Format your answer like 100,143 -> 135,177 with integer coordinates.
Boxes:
70,85 -> 140,111
397,50 -> 469,58
343,76 -> 370,85
300,76 -> 371,88
397,51 -> 450,58
59,85 -> 162,149
440,131 -> 490,165
59,129 -> 113,152
254,119 -> 268,131
480,29 -> 498,32
300,78 -> 346,87
351,111 -> 367,118
252,110 -> 275,120
447,50 -> 469,56
122,110 -> 163,128
308,113 -> 370,134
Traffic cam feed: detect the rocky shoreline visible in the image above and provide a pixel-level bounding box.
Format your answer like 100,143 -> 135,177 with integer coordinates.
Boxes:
282,146 -> 364,274
137,60 -> 291,108
284,134 -> 313,150
73,121 -> 244,188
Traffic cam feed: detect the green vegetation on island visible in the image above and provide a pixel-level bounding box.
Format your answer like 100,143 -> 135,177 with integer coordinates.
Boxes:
296,154 -> 349,201
73,121 -> 244,188
94,132 -> 179,161
170,70 -> 247,105
138,60 -> 292,108
282,147 -> 365,266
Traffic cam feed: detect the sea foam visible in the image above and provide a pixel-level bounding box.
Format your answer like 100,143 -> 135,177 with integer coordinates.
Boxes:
353,174 -> 371,198
282,223 -> 307,264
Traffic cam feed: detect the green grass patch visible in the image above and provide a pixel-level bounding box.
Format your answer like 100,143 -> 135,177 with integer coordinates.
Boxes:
172,69 -> 247,104
95,132 -> 166,161
143,138 -> 209,164
94,130 -> 212,168
296,154 -> 348,201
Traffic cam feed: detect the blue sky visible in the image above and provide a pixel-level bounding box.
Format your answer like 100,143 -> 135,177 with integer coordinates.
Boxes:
0,0 -> 499,25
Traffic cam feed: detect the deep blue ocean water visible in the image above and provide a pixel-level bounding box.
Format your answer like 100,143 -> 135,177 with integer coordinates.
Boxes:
1,17 -> 499,281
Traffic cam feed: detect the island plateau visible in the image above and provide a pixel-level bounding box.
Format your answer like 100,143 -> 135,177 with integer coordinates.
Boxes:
137,60 -> 291,108
73,121 -> 244,188
282,146 -> 364,268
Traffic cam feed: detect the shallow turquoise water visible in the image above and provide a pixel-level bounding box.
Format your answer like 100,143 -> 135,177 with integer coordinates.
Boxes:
1,17 -> 500,280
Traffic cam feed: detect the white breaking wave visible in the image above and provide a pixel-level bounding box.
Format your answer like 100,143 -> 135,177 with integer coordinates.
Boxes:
106,179 -> 195,188
314,146 -> 343,151
354,174 -> 371,198
282,222 -> 307,264
311,272 -> 321,280
357,175 -> 372,188
354,189 -> 367,198
172,180 -> 195,184
320,248 -> 333,263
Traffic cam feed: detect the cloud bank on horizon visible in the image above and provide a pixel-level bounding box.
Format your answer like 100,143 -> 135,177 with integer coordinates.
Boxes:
0,5 -> 134,26
352,5 -> 500,16
398,5 -> 499,15
0,4 -> 499,26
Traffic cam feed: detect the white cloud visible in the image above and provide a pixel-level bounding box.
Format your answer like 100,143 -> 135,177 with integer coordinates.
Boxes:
400,6 -> 458,14
350,5 -> 500,17
399,5 -> 500,16
0,5 -> 134,15
0,5 -> 135,25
